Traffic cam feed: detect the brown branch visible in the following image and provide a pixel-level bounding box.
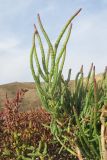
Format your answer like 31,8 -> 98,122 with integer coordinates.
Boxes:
76,146 -> 83,160
100,105 -> 107,160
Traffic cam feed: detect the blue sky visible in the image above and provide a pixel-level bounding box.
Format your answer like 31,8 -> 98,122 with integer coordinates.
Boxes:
0,0 -> 107,84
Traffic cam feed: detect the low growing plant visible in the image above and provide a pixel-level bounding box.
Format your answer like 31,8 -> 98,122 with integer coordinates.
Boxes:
1,90 -> 74,159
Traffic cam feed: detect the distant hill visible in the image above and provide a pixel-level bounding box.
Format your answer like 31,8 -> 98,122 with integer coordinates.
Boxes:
0,82 -> 41,111
0,74 -> 103,111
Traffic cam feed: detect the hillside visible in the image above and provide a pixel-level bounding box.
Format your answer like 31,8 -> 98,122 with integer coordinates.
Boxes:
0,74 -> 103,111
0,82 -> 41,111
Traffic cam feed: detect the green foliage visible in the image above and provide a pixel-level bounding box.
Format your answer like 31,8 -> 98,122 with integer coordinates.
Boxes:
30,9 -> 107,160
30,9 -> 82,118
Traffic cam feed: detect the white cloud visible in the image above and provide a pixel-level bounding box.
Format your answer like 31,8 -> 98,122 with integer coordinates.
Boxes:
0,0 -> 34,84
0,47 -> 32,84
0,34 -> 32,84
0,38 -> 19,51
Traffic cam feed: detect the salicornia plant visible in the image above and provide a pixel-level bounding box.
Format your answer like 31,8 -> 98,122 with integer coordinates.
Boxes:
30,9 -> 107,160
72,65 -> 107,160
30,8 -> 81,131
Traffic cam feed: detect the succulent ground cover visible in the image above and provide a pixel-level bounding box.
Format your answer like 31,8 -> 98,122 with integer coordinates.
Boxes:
0,9 -> 107,159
